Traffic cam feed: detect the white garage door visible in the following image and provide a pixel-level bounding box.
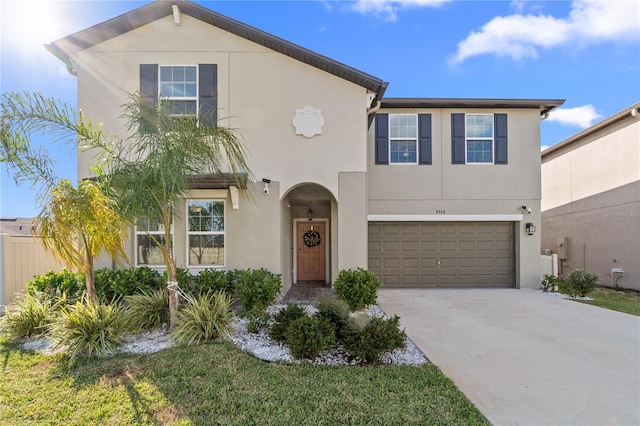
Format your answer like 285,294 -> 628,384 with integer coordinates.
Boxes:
368,222 -> 515,288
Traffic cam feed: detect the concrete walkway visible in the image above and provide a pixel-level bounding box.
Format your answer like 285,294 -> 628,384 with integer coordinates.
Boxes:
378,289 -> 640,426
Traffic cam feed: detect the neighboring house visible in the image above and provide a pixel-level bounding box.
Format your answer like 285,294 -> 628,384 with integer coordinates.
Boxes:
0,218 -> 64,306
45,1 -> 562,294
541,103 -> 640,290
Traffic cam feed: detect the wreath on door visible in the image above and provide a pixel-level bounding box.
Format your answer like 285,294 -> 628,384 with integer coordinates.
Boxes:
303,230 -> 321,247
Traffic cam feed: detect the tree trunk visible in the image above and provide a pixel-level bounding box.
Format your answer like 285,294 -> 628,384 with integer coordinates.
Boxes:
84,256 -> 98,304
167,258 -> 180,329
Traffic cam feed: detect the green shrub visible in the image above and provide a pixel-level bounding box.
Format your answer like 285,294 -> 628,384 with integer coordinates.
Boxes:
172,292 -> 234,345
540,274 -> 559,292
245,310 -> 271,334
194,268 -> 233,295
284,315 -> 336,360
95,266 -> 163,301
562,269 -> 599,297
26,269 -> 85,304
234,268 -> 282,313
51,302 -> 128,360
333,268 -> 381,310
269,304 -> 307,343
314,295 -> 351,340
124,289 -> 169,330
0,292 -> 57,339
343,315 -> 406,363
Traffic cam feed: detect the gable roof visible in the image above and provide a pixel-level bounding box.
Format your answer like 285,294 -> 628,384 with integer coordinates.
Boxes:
381,98 -> 564,117
542,101 -> 640,157
45,0 -> 387,101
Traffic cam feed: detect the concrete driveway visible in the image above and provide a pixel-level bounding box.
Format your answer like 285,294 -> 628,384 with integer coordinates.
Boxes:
378,289 -> 640,426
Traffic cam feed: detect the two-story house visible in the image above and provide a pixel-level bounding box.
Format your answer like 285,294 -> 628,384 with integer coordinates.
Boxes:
46,1 -> 562,293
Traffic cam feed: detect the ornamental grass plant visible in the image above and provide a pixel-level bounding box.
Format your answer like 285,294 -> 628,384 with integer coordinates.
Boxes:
124,289 -> 169,330
172,292 -> 234,345
51,301 -> 128,360
0,292 -> 57,339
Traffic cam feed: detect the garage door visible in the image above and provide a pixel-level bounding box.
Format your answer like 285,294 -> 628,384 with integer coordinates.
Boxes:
368,222 -> 515,288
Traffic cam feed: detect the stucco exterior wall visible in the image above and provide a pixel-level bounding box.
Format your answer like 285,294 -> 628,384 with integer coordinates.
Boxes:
541,113 -> 640,290
71,14 -> 370,283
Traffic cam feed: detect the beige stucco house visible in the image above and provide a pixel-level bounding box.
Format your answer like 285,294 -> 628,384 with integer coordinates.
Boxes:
46,1 -> 562,294
541,103 -> 640,290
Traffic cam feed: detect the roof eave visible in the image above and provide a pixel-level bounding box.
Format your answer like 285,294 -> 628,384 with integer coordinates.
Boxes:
542,101 -> 640,158
46,1 -> 386,97
380,98 -> 565,116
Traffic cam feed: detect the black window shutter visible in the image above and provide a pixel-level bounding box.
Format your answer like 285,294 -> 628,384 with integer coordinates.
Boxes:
375,114 -> 389,165
494,113 -> 508,164
418,114 -> 432,165
451,113 -> 466,164
139,64 -> 158,133
199,64 -> 218,126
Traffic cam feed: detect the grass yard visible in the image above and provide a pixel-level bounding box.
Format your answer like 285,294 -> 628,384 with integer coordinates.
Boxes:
574,286 -> 640,316
0,339 -> 489,425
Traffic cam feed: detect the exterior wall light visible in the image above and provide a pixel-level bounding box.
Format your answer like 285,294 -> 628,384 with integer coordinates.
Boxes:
307,206 -> 314,221
525,222 -> 536,235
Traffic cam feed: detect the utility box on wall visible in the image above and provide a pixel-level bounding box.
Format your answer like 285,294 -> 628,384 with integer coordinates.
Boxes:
557,237 -> 568,260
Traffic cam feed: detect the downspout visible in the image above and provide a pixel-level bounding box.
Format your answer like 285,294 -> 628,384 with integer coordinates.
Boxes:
540,112 -> 549,121
631,107 -> 640,119
367,101 -> 381,116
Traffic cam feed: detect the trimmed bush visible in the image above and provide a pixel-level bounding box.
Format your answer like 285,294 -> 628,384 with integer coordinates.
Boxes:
333,268 -> 381,310
172,292 -> 234,345
95,266 -> 163,301
0,292 -> 57,339
284,315 -> 336,360
245,310 -> 271,334
194,268 -> 233,295
234,268 -> 282,313
51,302 -> 128,360
26,269 -> 85,304
124,289 -> 169,329
343,315 -> 406,363
562,269 -> 599,297
269,304 -> 307,343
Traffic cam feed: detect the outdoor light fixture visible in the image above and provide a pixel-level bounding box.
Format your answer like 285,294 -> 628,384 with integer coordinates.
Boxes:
307,206 -> 314,221
525,222 -> 536,236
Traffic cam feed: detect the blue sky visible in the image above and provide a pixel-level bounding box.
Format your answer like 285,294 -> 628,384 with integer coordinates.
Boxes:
1,0 -> 639,218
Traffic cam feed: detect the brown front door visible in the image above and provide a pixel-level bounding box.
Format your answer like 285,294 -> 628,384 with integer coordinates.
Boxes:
297,221 -> 326,282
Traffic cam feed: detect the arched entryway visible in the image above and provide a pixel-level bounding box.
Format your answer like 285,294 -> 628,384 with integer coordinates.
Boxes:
282,183 -> 336,285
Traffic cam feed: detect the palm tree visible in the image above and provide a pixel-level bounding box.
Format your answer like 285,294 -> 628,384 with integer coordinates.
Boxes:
105,94 -> 251,327
1,92 -> 127,303
36,178 -> 128,303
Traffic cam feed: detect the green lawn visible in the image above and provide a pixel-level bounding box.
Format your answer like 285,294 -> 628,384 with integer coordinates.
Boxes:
575,286 -> 640,316
0,339 -> 488,425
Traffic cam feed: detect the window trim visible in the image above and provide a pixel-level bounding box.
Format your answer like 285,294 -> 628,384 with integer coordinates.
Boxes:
186,199 -> 226,269
388,113 -> 419,165
159,65 -> 199,117
465,113 -> 494,165
134,219 -> 173,268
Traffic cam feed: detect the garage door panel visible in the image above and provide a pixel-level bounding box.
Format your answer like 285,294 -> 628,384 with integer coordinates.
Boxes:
369,221 -> 515,288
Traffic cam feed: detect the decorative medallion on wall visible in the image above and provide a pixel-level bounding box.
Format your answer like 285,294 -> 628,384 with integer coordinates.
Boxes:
292,106 -> 325,138
303,230 -> 321,247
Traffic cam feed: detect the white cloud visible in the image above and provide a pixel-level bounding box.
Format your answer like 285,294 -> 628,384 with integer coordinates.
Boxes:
350,0 -> 451,22
451,0 -> 640,63
546,105 -> 603,128
540,145 -> 550,151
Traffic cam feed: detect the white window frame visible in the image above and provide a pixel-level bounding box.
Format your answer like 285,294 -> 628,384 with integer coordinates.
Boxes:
465,113 -> 494,164
186,199 -> 226,269
159,65 -> 198,117
389,113 -> 419,165
134,219 -> 173,268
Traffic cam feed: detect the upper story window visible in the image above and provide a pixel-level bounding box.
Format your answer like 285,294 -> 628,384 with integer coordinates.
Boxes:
389,114 -> 418,164
135,218 -> 172,267
466,114 -> 494,164
187,200 -> 225,267
160,66 -> 197,116
451,113 -> 508,165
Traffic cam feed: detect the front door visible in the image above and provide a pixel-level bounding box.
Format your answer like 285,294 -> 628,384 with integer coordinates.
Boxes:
297,221 -> 326,282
